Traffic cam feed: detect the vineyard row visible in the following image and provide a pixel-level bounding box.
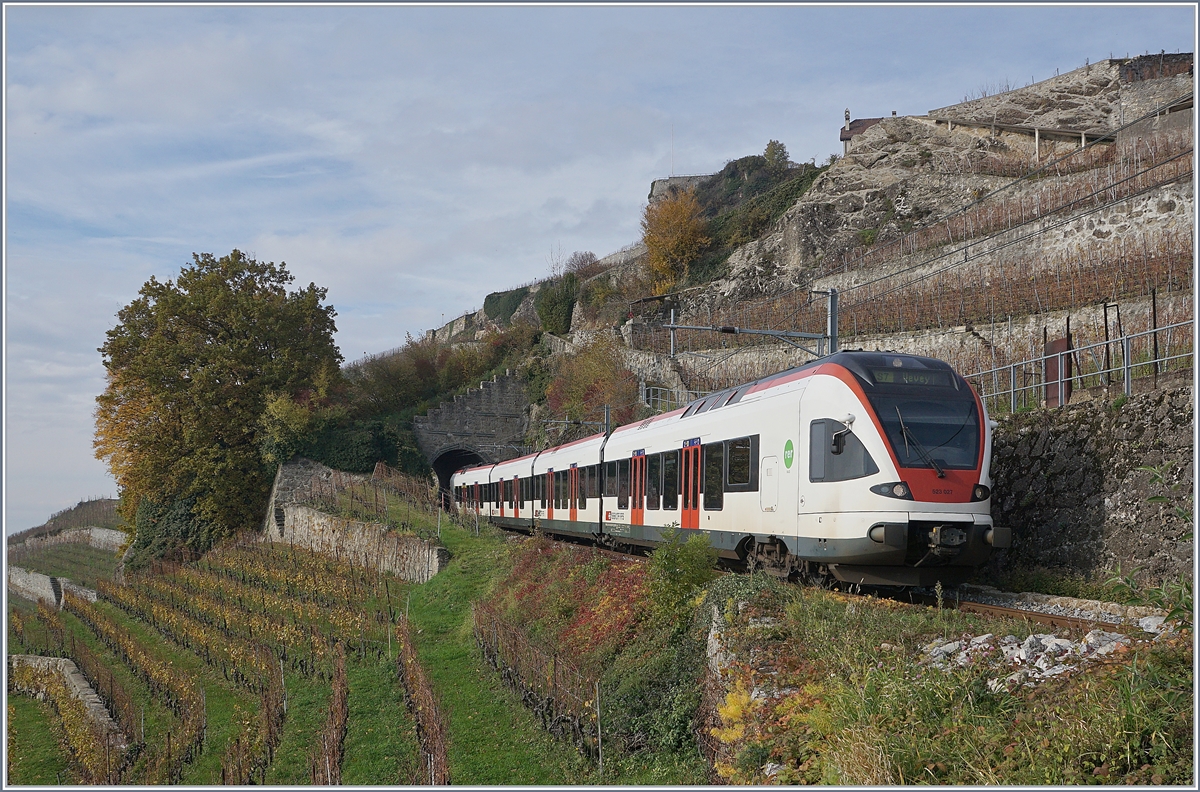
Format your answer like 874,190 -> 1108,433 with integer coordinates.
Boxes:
62,593 -> 205,784
831,128 -> 1191,276
472,603 -> 600,759
638,231 -> 1192,365
395,614 -> 451,785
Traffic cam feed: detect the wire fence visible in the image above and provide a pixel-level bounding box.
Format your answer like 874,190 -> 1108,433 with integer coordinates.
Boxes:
643,385 -> 710,413
472,602 -> 602,761
965,318 -> 1193,416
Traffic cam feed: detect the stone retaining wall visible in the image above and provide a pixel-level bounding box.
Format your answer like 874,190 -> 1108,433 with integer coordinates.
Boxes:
988,384 -> 1193,584
7,566 -> 60,607
9,654 -> 128,750
274,505 -> 449,583
8,526 -> 128,556
7,566 -> 99,608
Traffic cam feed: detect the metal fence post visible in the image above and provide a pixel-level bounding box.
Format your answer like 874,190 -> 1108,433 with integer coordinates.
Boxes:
1123,335 -> 1132,397
1057,351 -> 1065,408
1009,363 -> 1016,414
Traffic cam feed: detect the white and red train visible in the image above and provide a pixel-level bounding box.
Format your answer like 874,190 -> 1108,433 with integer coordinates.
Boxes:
450,351 -> 1010,586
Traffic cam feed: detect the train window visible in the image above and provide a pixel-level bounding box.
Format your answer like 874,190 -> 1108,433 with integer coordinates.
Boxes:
604,461 -> 618,498
556,473 -> 566,510
586,465 -> 599,499
578,468 -> 587,510
536,474 -> 544,508
703,442 -> 724,510
617,459 -> 630,510
810,419 -> 879,482
646,453 -> 661,510
725,435 -> 759,492
661,451 -> 679,510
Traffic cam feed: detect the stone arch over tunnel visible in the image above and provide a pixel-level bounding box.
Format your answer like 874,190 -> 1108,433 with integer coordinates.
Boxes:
431,446 -> 492,496
412,372 -> 532,501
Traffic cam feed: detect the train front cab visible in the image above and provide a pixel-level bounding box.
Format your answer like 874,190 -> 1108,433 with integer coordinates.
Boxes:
795,353 -> 1009,587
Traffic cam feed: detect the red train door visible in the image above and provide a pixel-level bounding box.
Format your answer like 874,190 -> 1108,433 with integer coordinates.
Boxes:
473,483 -> 481,514
631,452 -> 645,526
569,466 -> 579,522
546,470 -> 554,520
681,441 -> 701,529
513,476 -> 520,518
499,479 -> 505,517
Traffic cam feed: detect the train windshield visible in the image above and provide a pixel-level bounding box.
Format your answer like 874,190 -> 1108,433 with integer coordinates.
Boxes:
866,391 -> 980,471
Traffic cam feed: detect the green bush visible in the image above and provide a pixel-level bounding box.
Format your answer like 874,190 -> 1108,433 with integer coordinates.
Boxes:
534,274 -> 579,335
483,286 -> 530,325
685,161 -> 825,287
127,496 -> 213,569
647,530 -> 718,627
307,420 -> 430,477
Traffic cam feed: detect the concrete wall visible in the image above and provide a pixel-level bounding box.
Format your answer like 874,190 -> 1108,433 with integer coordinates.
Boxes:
260,456 -> 355,535
648,174 -> 711,203
273,505 -> 449,584
987,384 -> 1193,585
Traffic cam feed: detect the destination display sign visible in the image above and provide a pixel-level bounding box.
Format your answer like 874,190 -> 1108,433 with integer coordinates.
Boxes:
870,368 -> 953,387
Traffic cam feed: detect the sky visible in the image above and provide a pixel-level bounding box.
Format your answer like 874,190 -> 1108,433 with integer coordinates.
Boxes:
4,2 -> 1196,533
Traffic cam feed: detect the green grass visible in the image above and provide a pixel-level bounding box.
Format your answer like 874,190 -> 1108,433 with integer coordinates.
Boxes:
263,673 -> 331,785
7,694 -> 74,785
55,608 -> 179,774
341,655 -> 421,784
406,523 -> 595,784
711,584 -> 1193,785
86,599 -> 255,785
10,543 -> 120,589
405,521 -> 711,785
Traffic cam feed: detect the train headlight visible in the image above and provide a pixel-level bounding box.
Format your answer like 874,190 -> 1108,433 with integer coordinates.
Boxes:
870,482 -> 913,500
970,484 -> 991,502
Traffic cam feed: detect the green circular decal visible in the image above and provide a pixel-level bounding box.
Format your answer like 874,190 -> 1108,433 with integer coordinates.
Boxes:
783,439 -> 795,469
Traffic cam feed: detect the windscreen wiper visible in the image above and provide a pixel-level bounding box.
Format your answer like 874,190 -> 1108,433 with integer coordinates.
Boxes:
895,406 -> 945,478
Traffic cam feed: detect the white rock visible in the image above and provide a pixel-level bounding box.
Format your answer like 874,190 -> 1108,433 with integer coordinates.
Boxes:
969,633 -> 994,647
762,763 -> 783,778
1019,634 -> 1044,661
1082,629 -> 1128,655
1138,615 -> 1167,634
930,640 -> 963,659
1042,637 -> 1075,655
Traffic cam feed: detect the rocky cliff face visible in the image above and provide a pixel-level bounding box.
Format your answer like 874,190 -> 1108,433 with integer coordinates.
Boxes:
694,56 -> 1193,309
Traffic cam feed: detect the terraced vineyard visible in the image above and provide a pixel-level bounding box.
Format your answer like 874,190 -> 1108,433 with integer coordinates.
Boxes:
9,543 -> 121,590
4,500 -> 649,785
8,537 -> 424,784
10,487 -> 1188,785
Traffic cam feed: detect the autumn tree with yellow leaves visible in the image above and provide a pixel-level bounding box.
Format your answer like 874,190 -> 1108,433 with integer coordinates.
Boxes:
641,186 -> 709,293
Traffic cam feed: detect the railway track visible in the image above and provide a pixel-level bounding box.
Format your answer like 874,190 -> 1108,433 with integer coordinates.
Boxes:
507,525 -> 1159,634
900,590 -> 1130,632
